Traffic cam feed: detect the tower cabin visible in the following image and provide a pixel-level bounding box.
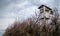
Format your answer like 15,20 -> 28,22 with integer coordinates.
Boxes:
38,5 -> 54,24
38,5 -> 53,15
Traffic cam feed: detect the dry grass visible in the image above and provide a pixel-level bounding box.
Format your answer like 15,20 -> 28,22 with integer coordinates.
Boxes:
3,19 -> 60,36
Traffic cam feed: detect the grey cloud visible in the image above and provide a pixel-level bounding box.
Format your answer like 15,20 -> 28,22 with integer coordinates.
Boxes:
0,0 -> 35,20
28,0 -> 41,6
0,0 -> 11,9
0,0 -> 25,10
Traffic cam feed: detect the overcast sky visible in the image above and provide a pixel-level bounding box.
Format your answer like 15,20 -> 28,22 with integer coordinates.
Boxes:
0,0 -> 60,30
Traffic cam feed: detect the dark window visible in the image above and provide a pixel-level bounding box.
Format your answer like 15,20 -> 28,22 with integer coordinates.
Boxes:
45,9 -> 49,12
50,11 -> 53,14
46,18 -> 49,20
41,18 -> 44,19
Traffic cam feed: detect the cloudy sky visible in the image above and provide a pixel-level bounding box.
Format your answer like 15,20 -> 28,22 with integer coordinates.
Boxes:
0,0 -> 60,30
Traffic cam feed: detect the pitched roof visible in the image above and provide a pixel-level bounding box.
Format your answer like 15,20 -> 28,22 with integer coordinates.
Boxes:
38,5 -> 52,10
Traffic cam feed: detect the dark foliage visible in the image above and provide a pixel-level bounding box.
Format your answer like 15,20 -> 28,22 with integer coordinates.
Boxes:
3,19 -> 60,36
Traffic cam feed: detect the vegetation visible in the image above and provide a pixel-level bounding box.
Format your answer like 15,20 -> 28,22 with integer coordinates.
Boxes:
3,18 -> 60,36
